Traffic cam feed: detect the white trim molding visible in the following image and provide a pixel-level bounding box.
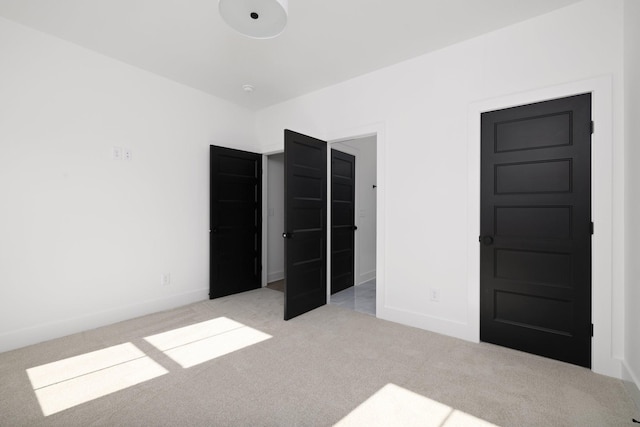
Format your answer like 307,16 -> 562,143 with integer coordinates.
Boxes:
0,288 -> 209,353
622,361 -> 640,411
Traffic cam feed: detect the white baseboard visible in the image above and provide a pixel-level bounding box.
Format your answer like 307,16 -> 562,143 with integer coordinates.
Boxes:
0,288 -> 208,354
622,361 -> 640,412
358,270 -> 376,285
377,305 -> 472,342
267,271 -> 285,283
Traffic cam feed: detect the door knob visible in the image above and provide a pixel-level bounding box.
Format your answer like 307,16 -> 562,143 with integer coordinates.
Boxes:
479,235 -> 494,246
282,232 -> 293,239
352,225 -> 358,231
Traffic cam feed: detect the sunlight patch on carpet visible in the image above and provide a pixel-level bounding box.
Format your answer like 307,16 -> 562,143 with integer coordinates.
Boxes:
26,343 -> 167,416
334,383 -> 499,427
144,317 -> 272,368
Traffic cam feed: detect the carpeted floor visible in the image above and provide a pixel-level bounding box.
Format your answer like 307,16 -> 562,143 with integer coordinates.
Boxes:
0,288 -> 637,426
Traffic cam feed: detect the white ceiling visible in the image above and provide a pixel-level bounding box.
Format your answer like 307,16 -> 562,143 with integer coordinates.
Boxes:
0,0 -> 581,110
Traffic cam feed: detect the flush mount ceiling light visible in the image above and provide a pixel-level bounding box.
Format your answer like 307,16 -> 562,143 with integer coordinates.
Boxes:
219,0 -> 288,39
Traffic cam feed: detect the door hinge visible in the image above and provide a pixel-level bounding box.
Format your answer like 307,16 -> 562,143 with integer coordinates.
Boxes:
591,323 -> 594,337
590,121 -> 594,134
590,222 -> 594,235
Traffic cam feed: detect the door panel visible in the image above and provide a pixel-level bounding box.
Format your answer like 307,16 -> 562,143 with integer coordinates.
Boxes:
331,149 -> 356,294
210,146 -> 262,299
284,130 -> 327,320
495,206 -> 572,239
494,249 -> 571,286
494,112 -> 572,152
480,93 -> 592,368
495,160 -> 572,194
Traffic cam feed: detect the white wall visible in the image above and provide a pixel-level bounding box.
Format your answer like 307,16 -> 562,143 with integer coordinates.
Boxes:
1,0 -> 633,386
256,0 -> 625,377
340,137 -> 377,285
624,0 -> 640,406
266,153 -> 285,282
0,17 -> 257,352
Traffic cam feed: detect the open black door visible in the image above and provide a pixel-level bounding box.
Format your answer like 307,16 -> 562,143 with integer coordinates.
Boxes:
283,130 -> 327,320
331,149 -> 356,294
480,94 -> 592,367
210,145 -> 262,299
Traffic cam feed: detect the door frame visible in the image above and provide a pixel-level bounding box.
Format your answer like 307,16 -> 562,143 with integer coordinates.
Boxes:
467,76 -> 618,377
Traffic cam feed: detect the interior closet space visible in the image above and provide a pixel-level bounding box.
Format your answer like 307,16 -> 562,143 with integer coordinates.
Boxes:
266,153 -> 285,288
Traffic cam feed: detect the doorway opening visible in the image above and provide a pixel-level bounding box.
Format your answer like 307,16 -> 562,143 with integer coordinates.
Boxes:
265,152 -> 285,292
259,129 -> 381,321
329,136 -> 377,316
262,135 -> 378,318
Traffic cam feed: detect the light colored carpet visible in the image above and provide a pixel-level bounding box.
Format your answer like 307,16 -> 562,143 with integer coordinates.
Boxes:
0,288 -> 636,426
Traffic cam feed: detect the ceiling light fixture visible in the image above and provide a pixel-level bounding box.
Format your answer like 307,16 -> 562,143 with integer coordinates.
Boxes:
218,0 -> 288,39
242,84 -> 255,93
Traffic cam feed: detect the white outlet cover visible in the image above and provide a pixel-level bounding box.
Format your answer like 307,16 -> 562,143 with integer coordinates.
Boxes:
112,146 -> 123,160
161,274 -> 171,286
123,148 -> 132,161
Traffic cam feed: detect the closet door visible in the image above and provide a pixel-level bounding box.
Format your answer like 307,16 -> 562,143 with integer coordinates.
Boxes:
210,145 -> 262,298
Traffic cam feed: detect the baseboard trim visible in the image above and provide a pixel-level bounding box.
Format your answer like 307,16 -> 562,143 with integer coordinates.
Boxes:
267,271 -> 285,283
622,361 -> 640,412
358,270 -> 376,285
0,288 -> 208,354
377,305 -> 471,342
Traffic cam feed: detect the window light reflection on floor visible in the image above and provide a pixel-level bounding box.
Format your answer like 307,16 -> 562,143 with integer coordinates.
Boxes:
334,383 -> 499,427
25,318 -> 271,416
144,317 -> 272,368
26,343 -> 167,416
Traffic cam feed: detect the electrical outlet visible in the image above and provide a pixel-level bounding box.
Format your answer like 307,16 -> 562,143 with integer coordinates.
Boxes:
161,273 -> 171,287
430,288 -> 440,302
123,148 -> 132,161
112,146 -> 123,160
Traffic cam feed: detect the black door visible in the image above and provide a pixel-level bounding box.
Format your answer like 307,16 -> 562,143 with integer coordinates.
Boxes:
210,145 -> 262,299
480,93 -> 592,368
283,130 -> 327,320
331,149 -> 356,294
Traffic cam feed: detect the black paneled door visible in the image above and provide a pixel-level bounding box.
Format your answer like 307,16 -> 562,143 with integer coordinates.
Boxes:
331,149 -> 356,294
210,145 -> 262,299
283,130 -> 327,320
480,94 -> 592,367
